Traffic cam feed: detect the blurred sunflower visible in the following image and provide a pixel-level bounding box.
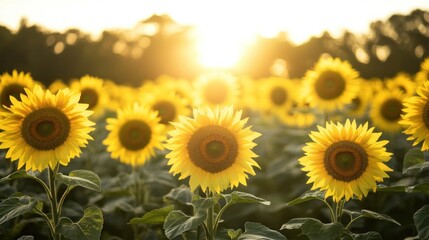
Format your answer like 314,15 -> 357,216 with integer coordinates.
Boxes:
302,56 -> 360,112
0,85 -> 95,171
142,87 -> 190,130
385,73 -> 416,97
165,106 -> 261,193
415,57 -> 429,86
257,77 -> 294,114
193,71 -> 239,108
399,80 -> 429,150
103,103 -> 166,167
48,79 -> 68,94
155,75 -> 194,106
370,89 -> 405,133
299,120 -> 392,202
70,75 -> 108,118
346,80 -> 372,119
0,70 -> 37,112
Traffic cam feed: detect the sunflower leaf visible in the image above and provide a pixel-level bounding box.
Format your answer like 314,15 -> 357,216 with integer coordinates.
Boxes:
284,190 -> 325,207
402,148 -> 427,174
351,231 -> 382,240
163,210 -> 207,239
406,183 -> 429,195
129,205 -> 174,225
360,210 -> 400,226
280,218 -> 342,240
163,185 -> 193,206
414,204 -> 429,239
223,191 -> 271,206
58,206 -> 103,240
238,222 -> 286,240
56,170 -> 101,192
0,195 -> 38,224
0,170 -> 38,183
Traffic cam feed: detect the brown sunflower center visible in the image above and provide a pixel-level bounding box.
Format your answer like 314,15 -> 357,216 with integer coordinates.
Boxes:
21,107 -> 70,150
119,120 -> 152,151
1,83 -> 26,108
422,101 -> 429,129
270,86 -> 287,106
79,88 -> 99,110
324,141 -> 368,182
350,97 -> 361,110
315,70 -> 346,100
153,100 -> 176,124
187,125 -> 238,173
204,80 -> 228,104
380,98 -> 402,122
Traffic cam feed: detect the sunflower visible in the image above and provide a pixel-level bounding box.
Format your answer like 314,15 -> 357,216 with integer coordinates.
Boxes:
345,80 -> 372,119
103,103 -> 166,167
302,56 -> 360,112
385,73 -> 416,97
0,70 -> 37,112
70,75 -> 108,118
415,57 -> 429,86
399,80 -> 429,150
193,71 -> 239,108
299,120 -> 392,202
0,85 -> 95,171
370,89 -> 405,133
141,87 -> 190,130
257,77 -> 294,114
165,106 -> 261,193
48,79 -> 68,94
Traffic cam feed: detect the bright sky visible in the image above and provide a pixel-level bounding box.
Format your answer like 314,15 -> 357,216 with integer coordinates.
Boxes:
1,0 -> 428,67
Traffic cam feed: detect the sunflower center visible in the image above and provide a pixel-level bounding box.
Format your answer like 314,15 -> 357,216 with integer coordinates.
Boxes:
350,97 -> 361,110
79,88 -> 99,110
153,100 -> 176,124
21,107 -> 70,150
270,86 -> 287,105
324,141 -> 368,182
315,70 -> 346,100
119,120 -> 151,151
204,80 -> 228,104
380,98 -> 402,122
422,101 -> 429,129
187,125 -> 238,173
1,83 -> 26,108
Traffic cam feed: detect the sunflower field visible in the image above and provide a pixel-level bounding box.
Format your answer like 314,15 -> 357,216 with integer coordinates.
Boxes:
1,10 -> 429,240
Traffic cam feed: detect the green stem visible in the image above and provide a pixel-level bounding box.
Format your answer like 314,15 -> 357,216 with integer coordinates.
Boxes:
206,190 -> 214,240
34,208 -> 56,240
321,199 -> 335,223
48,165 -> 60,240
214,202 -> 231,234
57,187 -> 72,217
345,216 -> 363,230
334,199 -> 346,223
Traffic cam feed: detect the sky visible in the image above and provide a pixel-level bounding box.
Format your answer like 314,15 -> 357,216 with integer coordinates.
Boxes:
0,0 -> 428,67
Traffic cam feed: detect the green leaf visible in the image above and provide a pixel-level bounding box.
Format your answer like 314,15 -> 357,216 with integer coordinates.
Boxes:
58,206 -> 104,240
414,204 -> 429,239
406,183 -> 429,195
163,210 -> 207,239
0,170 -> 38,183
163,185 -> 192,206
403,148 -> 428,174
281,218 -> 342,240
129,205 -> 174,225
223,191 -> 270,206
228,229 -> 242,240
56,170 -> 101,192
285,190 -> 325,207
0,195 -> 38,224
352,231 -> 382,240
17,236 -> 34,240
376,184 -> 406,192
238,222 -> 286,240
360,210 -> 401,226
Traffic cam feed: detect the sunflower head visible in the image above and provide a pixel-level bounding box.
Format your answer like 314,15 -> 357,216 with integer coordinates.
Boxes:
385,73 -> 416,97
0,70 -> 37,111
0,85 -> 95,171
299,120 -> 392,202
103,103 -> 166,167
165,106 -> 261,194
370,89 -> 405,133
70,75 -> 108,118
400,80 -> 429,150
257,77 -> 294,114
302,56 -> 360,112
415,57 -> 429,86
193,71 -> 239,108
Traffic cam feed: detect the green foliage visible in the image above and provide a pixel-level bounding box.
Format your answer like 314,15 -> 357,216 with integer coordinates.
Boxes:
58,206 -> 104,240
238,222 -> 286,240
402,148 -> 429,174
281,218 -> 343,240
129,205 -> 174,225
285,190 -> 325,207
0,195 -> 38,224
56,170 -> 101,192
413,204 -> 429,239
